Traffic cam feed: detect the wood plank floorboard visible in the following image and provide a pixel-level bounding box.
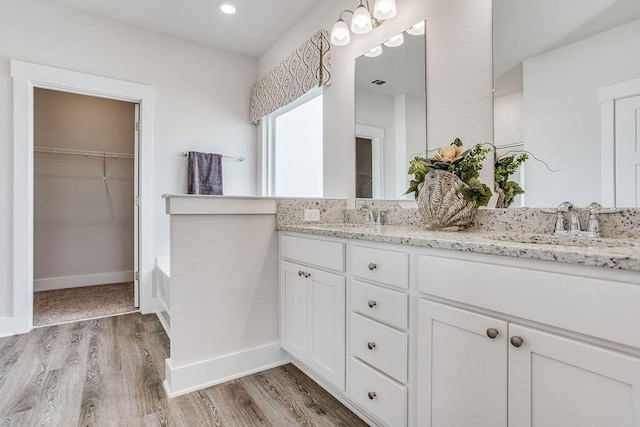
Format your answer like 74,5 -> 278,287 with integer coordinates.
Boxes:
0,313 -> 368,426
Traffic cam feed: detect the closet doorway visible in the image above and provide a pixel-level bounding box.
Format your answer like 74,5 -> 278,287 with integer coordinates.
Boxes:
32,88 -> 140,326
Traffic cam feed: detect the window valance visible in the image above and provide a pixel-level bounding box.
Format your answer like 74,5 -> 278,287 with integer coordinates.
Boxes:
250,29 -> 331,124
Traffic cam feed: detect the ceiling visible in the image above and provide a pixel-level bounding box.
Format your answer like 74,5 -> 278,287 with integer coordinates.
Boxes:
355,32 -> 426,99
493,0 -> 640,96
46,0 -> 322,57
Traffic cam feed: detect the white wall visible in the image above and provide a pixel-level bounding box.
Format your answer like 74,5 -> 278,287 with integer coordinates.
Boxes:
258,0 -> 493,201
494,91 -> 523,147
33,89 -> 134,290
523,19 -> 640,207
0,0 -> 258,316
398,92 -> 427,198
355,87 -> 396,196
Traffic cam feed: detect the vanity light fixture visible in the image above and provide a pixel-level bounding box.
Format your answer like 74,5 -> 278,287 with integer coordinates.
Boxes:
364,45 -> 383,57
383,33 -> 404,47
406,21 -> 425,36
330,0 -> 397,46
218,1 -> 237,15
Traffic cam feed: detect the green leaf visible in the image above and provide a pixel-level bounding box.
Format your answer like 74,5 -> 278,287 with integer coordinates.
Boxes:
459,177 -> 492,207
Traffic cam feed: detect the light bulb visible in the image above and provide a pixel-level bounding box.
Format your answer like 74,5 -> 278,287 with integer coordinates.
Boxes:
331,19 -> 351,46
218,1 -> 236,15
407,21 -> 425,36
351,5 -> 373,35
364,45 -> 383,58
383,33 -> 404,48
373,0 -> 397,20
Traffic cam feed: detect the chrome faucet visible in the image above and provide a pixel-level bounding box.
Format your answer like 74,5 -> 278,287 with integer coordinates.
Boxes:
551,201 -> 619,237
359,204 -> 382,225
553,201 -> 574,235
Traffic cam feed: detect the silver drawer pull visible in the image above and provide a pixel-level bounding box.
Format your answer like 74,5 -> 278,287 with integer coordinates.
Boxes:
510,336 -> 524,348
367,342 -> 376,350
368,391 -> 377,400
486,328 -> 499,339
368,300 -> 377,308
368,262 -> 377,271
298,270 -> 303,276
304,272 -> 311,278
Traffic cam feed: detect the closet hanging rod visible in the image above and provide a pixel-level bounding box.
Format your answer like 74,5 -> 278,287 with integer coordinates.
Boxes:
34,146 -> 134,159
181,151 -> 245,162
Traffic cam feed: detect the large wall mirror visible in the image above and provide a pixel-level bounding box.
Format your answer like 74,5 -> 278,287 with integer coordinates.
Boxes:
354,21 -> 426,200
493,0 -> 640,208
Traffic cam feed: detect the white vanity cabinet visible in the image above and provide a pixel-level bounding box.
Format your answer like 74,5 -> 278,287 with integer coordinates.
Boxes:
279,230 -> 640,427
280,236 -> 346,390
417,250 -> 640,427
348,244 -> 410,427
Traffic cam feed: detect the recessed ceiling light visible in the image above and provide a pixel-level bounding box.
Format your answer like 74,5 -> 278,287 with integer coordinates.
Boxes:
218,1 -> 237,15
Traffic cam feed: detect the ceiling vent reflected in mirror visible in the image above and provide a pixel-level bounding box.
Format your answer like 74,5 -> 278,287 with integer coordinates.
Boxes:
371,79 -> 386,85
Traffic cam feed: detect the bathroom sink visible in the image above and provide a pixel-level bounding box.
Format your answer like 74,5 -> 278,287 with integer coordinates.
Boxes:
485,233 -> 638,248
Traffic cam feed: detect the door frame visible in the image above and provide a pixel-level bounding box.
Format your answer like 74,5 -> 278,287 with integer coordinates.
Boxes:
355,124 -> 384,199
599,77 -> 640,206
11,60 -> 156,334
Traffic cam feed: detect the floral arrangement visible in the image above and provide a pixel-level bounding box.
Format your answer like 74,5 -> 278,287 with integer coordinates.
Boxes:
405,138 -> 493,207
494,152 -> 528,208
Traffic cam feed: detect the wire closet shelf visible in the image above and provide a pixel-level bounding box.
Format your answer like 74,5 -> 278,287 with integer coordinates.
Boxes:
34,146 -> 135,159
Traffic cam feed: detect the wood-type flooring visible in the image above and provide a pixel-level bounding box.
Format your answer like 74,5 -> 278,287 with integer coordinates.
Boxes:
0,313 -> 368,426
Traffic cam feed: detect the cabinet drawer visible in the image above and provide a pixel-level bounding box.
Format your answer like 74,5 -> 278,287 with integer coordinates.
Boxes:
350,313 -> 408,383
350,357 -> 407,427
351,245 -> 408,289
351,280 -> 408,329
418,252 -> 640,350
281,235 -> 345,272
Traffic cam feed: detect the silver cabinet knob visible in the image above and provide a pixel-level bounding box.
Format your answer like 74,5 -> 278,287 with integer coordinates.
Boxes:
368,391 -> 377,400
368,263 -> 377,271
298,271 -> 303,276
368,300 -> 377,308
510,336 -> 524,348
486,328 -> 499,339
367,342 -> 376,350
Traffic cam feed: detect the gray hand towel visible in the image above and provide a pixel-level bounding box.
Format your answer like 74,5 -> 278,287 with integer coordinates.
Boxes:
187,151 -> 223,195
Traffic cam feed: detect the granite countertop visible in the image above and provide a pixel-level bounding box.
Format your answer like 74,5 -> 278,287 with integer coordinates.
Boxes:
277,223 -> 640,273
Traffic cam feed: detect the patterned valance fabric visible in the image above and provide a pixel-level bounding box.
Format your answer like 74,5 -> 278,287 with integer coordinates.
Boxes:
250,29 -> 331,124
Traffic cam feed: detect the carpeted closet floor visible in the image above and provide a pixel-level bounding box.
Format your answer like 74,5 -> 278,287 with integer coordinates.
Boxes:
33,282 -> 138,327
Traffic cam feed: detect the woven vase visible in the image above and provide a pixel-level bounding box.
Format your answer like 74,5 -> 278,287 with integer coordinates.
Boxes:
416,170 -> 479,229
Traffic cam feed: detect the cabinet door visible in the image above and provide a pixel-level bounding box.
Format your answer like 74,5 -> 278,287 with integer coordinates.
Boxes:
418,299 -> 508,427
280,261 -> 308,361
509,324 -> 640,427
307,267 -> 346,390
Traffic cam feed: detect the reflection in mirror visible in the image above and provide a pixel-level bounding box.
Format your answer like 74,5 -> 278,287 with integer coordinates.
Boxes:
493,0 -> 640,208
355,21 -> 426,199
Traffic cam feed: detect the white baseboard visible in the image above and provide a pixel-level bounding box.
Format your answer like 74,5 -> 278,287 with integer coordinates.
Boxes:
0,317 -> 14,338
163,342 -> 291,398
34,271 -> 134,292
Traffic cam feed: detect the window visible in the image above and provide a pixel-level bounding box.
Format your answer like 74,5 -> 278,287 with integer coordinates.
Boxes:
262,89 -> 324,197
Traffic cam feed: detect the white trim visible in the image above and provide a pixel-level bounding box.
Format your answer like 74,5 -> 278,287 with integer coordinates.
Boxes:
34,271 -> 134,292
163,195 -> 278,215
0,318 -> 14,338
599,77 -> 640,103
11,60 -> 156,335
355,124 -> 385,199
599,77 -> 640,207
163,342 -> 290,398
600,100 -> 616,207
